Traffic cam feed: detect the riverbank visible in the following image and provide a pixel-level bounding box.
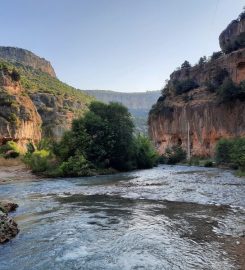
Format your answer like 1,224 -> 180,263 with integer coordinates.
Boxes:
0,158 -> 38,184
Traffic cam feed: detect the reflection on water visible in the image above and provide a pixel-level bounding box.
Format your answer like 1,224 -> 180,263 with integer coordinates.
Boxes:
0,165 -> 244,270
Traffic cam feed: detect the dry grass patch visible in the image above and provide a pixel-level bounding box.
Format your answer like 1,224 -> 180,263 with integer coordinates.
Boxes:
0,158 -> 23,167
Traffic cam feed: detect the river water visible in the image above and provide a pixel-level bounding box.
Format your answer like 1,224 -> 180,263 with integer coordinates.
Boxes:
0,165 -> 244,270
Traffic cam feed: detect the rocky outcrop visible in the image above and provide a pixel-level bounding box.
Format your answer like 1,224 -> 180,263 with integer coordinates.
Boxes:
0,46 -> 56,77
0,201 -> 19,243
30,93 -> 86,139
0,71 -> 42,150
0,49 -> 93,148
149,88 -> 245,156
219,13 -> 245,53
148,14 -> 245,157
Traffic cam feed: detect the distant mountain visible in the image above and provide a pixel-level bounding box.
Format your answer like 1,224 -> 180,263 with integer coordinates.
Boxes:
84,90 -> 161,134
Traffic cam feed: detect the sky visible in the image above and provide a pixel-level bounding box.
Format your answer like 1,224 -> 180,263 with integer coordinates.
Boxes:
0,0 -> 244,92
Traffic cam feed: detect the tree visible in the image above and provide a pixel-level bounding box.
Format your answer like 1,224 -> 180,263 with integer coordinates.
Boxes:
11,68 -> 20,81
211,51 -> 223,61
198,56 -> 207,65
181,61 -> 191,69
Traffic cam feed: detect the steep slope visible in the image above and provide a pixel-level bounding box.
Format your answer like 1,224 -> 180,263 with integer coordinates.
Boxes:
0,46 -> 56,77
0,68 -> 42,150
148,13 -> 245,157
0,52 -> 93,149
84,90 -> 160,134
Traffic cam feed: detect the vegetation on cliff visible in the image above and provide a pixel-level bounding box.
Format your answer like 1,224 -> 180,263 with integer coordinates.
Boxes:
23,102 -> 158,177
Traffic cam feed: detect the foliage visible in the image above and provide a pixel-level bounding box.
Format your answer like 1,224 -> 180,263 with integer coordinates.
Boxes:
0,141 -> 20,159
210,51 -> 223,61
215,138 -> 245,172
133,135 -> 158,169
160,145 -> 186,165
173,79 -> 199,95
59,155 -> 94,177
181,61 -> 191,69
0,59 -> 93,116
198,56 -> 207,65
217,78 -> 245,102
23,149 -> 52,173
204,160 -> 213,167
11,68 -> 20,81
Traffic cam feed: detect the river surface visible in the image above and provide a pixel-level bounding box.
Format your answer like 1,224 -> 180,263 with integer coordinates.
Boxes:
0,165 -> 244,270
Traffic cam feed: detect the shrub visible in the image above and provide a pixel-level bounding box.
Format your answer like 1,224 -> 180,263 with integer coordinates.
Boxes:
218,78 -> 240,102
204,160 -> 213,167
181,61 -> 191,69
59,155 -> 93,177
133,135 -> 158,169
23,150 -> 52,173
215,138 -> 245,172
173,79 -> 199,95
211,51 -> 223,61
215,138 -> 233,165
162,145 -> 186,165
11,69 -> 20,81
0,141 -> 20,158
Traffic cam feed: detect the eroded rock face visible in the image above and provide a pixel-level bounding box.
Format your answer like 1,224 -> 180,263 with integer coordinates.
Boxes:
0,71 -> 42,150
148,15 -> 245,157
219,16 -> 245,53
0,46 -> 56,77
148,88 -> 245,157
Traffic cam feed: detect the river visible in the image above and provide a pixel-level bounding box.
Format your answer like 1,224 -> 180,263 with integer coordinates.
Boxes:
0,165 -> 244,270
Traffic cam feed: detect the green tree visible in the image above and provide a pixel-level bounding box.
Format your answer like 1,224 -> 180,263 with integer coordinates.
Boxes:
181,61 -> 191,69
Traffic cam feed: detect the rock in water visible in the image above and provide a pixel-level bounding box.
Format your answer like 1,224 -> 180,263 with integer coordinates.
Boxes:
0,201 -> 19,243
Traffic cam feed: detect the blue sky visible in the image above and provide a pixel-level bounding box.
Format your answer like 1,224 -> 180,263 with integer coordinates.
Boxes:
0,0 -> 244,92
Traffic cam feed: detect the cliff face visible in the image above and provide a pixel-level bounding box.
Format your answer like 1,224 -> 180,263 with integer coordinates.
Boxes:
0,46 -> 56,77
148,15 -> 245,157
0,50 -> 93,150
0,71 -> 42,150
219,15 -> 245,53
149,88 -> 245,156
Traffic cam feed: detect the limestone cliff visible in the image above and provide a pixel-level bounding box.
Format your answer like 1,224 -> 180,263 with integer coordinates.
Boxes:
0,50 -> 93,150
148,14 -> 245,157
0,70 -> 42,150
0,46 -> 56,77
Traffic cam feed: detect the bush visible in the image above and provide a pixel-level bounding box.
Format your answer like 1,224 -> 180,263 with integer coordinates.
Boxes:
181,61 -> 191,69
59,155 -> 94,177
0,141 -> 20,158
173,79 -> 199,95
23,150 -> 52,173
161,145 -> 186,165
11,69 -> 20,81
215,138 -> 245,172
211,51 -> 223,61
218,78 -> 241,102
133,135 -> 158,169
204,160 -> 213,167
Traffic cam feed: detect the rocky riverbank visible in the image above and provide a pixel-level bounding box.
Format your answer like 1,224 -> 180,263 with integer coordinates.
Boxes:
0,201 -> 19,243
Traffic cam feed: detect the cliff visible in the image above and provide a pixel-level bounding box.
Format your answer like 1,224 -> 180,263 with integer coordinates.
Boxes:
148,14 -> 245,157
0,51 -> 93,150
0,46 -> 56,77
0,70 -> 42,150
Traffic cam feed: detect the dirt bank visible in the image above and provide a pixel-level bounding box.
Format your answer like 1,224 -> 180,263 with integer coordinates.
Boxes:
0,158 -> 38,184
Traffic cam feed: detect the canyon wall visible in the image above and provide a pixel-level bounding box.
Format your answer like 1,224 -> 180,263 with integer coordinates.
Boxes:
148,13 -> 245,157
